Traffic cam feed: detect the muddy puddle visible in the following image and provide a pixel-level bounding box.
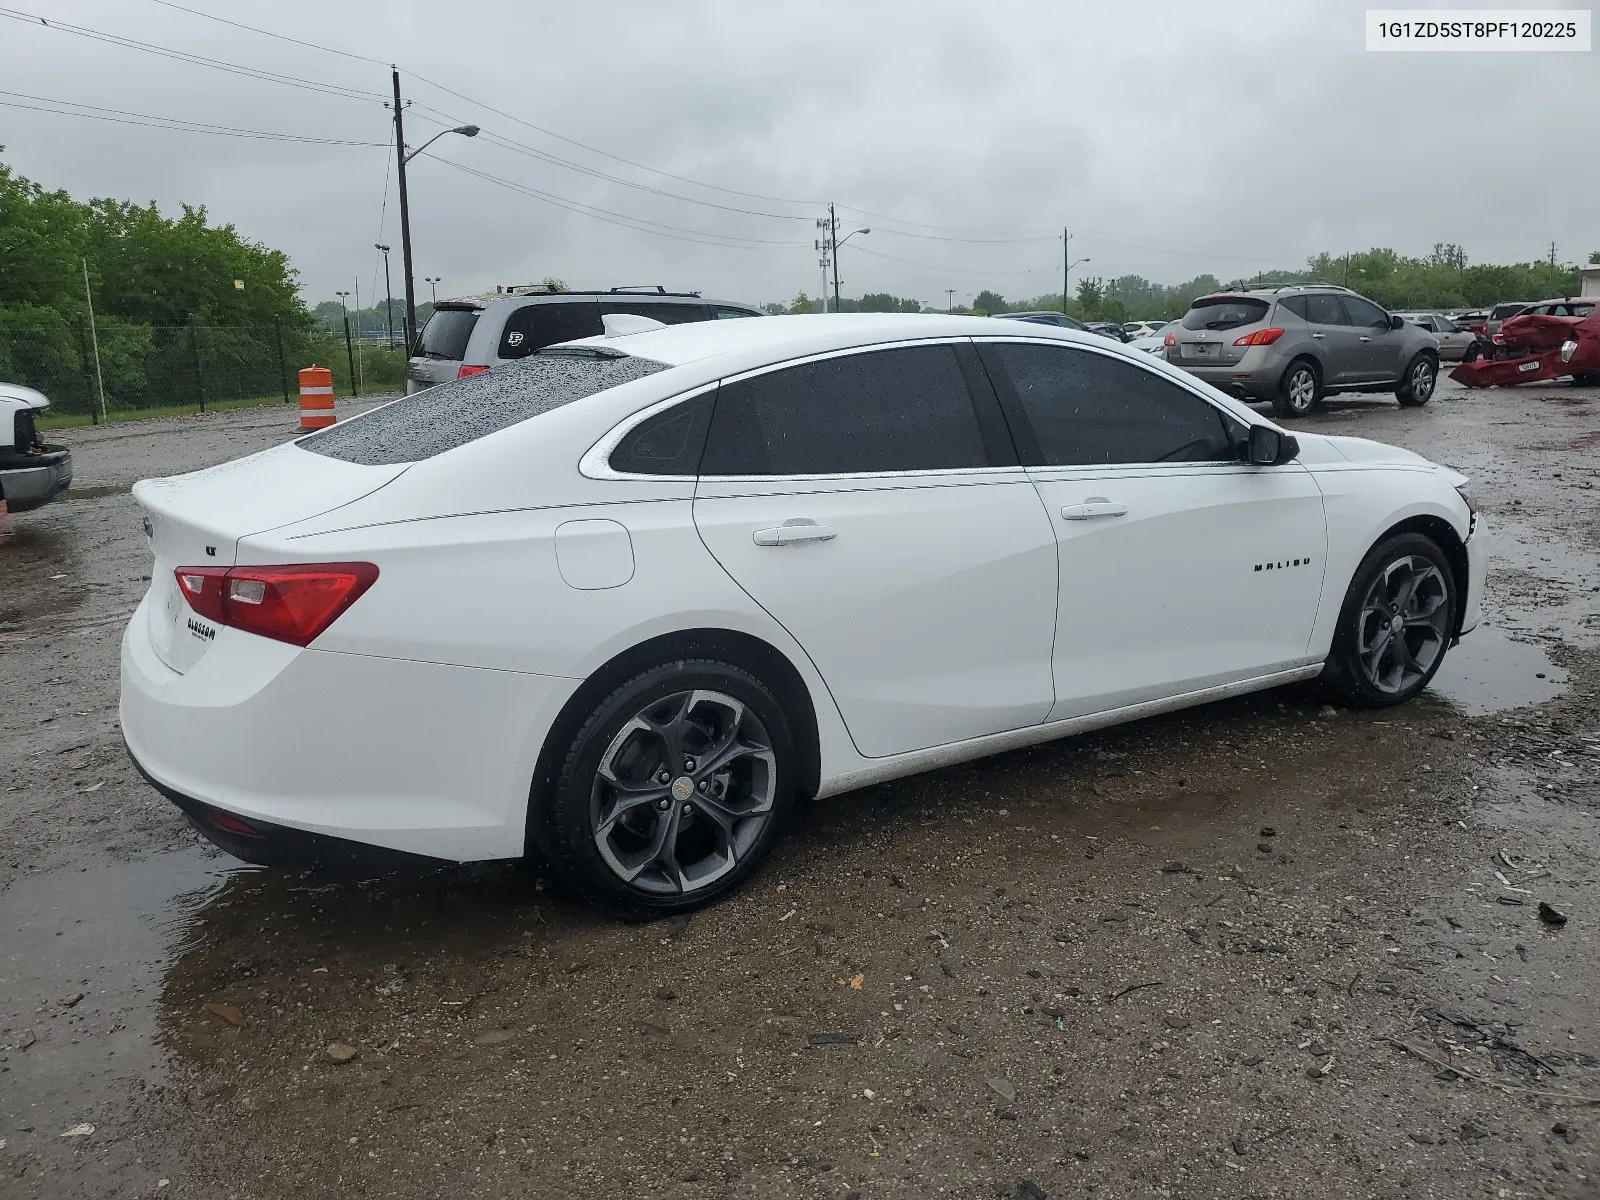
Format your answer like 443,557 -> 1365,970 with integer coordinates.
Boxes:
1426,624 -> 1569,716
0,846 -> 236,1186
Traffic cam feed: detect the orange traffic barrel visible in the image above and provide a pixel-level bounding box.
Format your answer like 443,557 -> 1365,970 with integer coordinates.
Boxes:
298,365 -> 335,430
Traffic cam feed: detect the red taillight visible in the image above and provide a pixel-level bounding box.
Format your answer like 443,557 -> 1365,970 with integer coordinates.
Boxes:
207,809 -> 263,837
457,364 -> 488,379
1234,327 -> 1286,347
1163,332 -> 1176,347
174,563 -> 378,647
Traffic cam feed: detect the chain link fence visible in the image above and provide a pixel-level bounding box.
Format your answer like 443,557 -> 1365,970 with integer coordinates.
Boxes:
0,321 -> 407,419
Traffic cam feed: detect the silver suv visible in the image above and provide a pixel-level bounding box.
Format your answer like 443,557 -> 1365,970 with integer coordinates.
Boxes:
1167,285 -> 1439,417
406,287 -> 764,394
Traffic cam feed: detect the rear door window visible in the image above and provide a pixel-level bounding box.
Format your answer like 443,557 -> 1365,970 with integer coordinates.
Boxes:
982,342 -> 1236,467
1302,295 -> 1345,325
1181,297 -> 1270,331
497,301 -> 603,359
713,306 -> 759,319
700,345 -> 992,476
417,308 -> 480,360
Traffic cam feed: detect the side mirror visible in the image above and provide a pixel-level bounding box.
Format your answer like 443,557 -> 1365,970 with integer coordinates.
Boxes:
1389,313 -> 1406,330
1247,425 -> 1299,466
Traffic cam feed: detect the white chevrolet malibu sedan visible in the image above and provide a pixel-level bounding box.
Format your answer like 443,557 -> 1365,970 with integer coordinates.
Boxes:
121,315 -> 1486,917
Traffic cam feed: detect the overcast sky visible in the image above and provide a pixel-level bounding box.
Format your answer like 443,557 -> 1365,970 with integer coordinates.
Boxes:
1,0 -> 1595,311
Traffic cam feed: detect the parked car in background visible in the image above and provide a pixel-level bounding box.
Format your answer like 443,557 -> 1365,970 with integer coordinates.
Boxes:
1122,321 -> 1164,340
407,287 -> 764,394
0,382 -> 72,513
1131,320 -> 1181,355
122,314 -> 1484,916
1455,309 -> 1489,336
1085,321 -> 1132,343
1167,285 -> 1439,417
1512,297 -> 1595,320
1484,301 -> 1532,341
994,311 -> 1091,332
1397,312 -> 1483,361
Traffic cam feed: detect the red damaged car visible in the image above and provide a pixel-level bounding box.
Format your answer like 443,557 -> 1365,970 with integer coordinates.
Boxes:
1452,299 -> 1600,388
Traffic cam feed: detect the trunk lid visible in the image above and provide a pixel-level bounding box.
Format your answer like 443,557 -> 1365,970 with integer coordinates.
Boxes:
133,442 -> 406,672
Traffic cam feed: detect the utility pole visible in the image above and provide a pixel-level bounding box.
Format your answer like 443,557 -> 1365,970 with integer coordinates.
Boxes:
1062,227 -> 1070,315
815,217 -> 832,313
830,203 -> 842,311
376,244 -> 394,349
392,68 -> 418,353
1550,241 -> 1559,292
80,258 -> 107,425
335,291 -> 358,397
946,288 -> 955,313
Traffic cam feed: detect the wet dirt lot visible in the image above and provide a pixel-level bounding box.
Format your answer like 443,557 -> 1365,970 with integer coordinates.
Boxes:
2,381 -> 1598,1199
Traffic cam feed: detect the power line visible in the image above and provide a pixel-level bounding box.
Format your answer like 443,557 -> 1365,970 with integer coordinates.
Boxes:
0,89 -> 386,146
142,0 -> 390,66
0,6 -> 384,104
427,155 -> 811,250
851,244 -> 1058,277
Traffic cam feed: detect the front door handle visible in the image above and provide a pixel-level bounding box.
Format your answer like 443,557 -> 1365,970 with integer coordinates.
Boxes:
1359,335 -> 1372,342
753,520 -> 837,547
1060,497 -> 1128,521
1310,332 -> 1326,339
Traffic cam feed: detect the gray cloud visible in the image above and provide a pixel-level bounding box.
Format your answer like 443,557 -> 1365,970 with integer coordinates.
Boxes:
2,0 -> 1594,310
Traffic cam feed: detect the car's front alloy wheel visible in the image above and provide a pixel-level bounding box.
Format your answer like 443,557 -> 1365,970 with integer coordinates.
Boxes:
1321,533 -> 1457,708
544,660 -> 795,918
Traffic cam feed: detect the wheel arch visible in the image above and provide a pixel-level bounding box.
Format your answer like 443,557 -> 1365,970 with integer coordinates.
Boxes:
525,627 -> 822,857
1370,514 -> 1469,636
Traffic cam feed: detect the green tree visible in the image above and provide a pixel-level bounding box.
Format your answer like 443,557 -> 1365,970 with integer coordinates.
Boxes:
789,292 -> 815,314
1075,278 -> 1104,318
972,290 -> 1006,316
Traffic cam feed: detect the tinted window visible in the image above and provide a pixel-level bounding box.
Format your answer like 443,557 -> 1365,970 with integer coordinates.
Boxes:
1182,297 -> 1269,331
1434,315 -> 1458,332
302,353 -> 668,466
1491,304 -> 1527,320
599,300 -> 708,325
1341,296 -> 1389,327
714,306 -> 758,319
1279,296 -> 1309,321
498,301 -> 602,359
418,308 -> 480,360
989,343 -> 1235,466
610,394 -> 715,476
701,345 -> 989,476
1302,295 -> 1345,325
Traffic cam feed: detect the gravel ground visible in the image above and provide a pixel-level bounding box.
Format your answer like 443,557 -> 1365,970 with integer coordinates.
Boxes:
1,380 -> 1598,1199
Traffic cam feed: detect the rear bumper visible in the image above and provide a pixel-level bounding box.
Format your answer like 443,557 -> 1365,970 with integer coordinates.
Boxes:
1172,351 -> 1280,400
119,588 -> 580,863
0,448 -> 72,511
128,745 -> 449,872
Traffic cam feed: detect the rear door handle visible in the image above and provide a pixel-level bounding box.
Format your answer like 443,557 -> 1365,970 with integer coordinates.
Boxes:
1359,335 -> 1372,342
1310,332 -> 1326,339
753,520 -> 837,547
1060,497 -> 1128,521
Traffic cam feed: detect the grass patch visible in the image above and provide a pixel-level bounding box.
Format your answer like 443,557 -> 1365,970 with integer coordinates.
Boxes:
36,391 -> 347,430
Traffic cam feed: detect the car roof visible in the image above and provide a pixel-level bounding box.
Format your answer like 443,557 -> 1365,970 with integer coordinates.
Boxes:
560,312 -> 1098,370
0,381 -> 49,408
435,291 -> 757,312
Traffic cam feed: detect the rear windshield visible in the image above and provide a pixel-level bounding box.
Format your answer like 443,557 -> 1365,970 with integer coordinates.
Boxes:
299,352 -> 668,466
1490,304 -> 1527,319
417,308 -> 480,360
1182,297 -> 1270,331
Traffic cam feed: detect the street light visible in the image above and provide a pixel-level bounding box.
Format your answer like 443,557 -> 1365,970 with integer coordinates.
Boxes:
374,244 -> 394,349
831,227 -> 869,309
424,276 -> 441,305
391,68 -> 479,352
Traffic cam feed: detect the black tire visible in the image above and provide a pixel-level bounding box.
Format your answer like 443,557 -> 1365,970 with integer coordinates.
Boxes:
1272,358 -> 1321,418
1320,532 -> 1457,709
542,658 -> 797,919
1396,354 -> 1438,406
1463,342 -> 1483,363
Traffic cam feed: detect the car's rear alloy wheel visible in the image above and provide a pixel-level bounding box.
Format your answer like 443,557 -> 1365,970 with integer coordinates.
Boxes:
1396,355 -> 1437,406
1321,533 -> 1457,708
544,660 -> 795,918
591,689 -> 776,896
1273,361 -> 1320,417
